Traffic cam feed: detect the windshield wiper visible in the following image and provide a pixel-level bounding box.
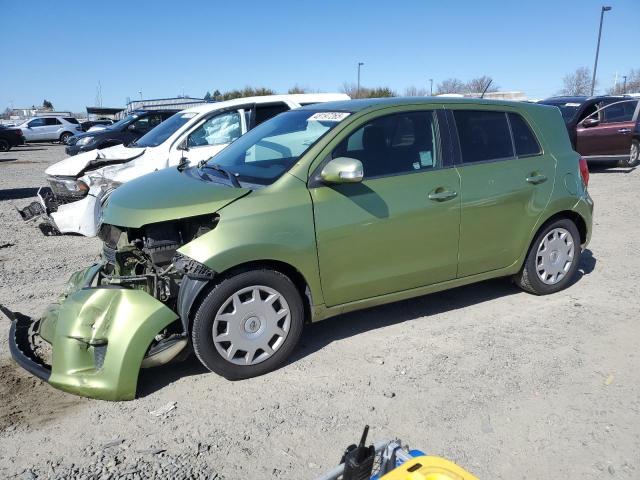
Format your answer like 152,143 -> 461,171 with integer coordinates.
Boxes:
199,161 -> 241,188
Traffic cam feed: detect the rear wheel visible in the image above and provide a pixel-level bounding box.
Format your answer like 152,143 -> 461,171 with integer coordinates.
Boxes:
59,132 -> 73,144
191,269 -> 304,380
0,139 -> 10,152
621,139 -> 640,168
514,218 -> 582,295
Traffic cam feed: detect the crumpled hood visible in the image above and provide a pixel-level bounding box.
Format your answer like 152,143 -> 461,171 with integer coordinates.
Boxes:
45,144 -> 146,177
101,167 -> 250,228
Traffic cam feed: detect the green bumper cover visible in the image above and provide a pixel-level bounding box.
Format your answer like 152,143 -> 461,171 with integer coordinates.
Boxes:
22,265 -> 178,400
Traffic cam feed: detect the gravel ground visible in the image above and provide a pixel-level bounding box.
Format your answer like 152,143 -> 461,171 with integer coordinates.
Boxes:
0,144 -> 638,479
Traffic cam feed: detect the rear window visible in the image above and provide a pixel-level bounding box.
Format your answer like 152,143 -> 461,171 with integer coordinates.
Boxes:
508,113 -> 541,157
453,110 -> 514,163
64,117 -> 79,124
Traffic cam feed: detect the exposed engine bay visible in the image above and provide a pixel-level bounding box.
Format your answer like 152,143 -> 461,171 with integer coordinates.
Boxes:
97,214 -> 218,305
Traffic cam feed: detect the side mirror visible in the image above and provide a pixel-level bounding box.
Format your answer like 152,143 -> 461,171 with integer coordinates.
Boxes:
582,117 -> 600,128
127,124 -> 138,131
177,139 -> 189,151
320,157 -> 364,184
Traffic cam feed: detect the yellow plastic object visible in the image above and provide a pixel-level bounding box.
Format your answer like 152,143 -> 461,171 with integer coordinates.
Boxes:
380,455 -> 478,480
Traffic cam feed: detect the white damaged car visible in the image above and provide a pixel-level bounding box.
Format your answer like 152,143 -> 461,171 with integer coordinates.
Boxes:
19,93 -> 349,236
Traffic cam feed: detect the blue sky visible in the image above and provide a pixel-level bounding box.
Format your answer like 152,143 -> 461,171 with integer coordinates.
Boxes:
1,0 -> 638,112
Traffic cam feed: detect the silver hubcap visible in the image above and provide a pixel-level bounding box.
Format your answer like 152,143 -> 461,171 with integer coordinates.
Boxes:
631,143 -> 638,162
536,227 -> 575,285
212,285 -> 291,365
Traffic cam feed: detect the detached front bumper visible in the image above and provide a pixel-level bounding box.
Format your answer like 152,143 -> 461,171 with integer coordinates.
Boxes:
4,264 -> 179,401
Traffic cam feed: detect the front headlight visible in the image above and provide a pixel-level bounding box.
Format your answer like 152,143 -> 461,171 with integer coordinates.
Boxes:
76,136 -> 95,146
48,177 -> 90,198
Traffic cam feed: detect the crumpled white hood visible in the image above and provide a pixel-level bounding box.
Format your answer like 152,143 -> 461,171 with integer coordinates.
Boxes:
45,144 -> 146,177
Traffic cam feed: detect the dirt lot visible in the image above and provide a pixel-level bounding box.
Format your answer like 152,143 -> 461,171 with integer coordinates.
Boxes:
0,143 -> 638,479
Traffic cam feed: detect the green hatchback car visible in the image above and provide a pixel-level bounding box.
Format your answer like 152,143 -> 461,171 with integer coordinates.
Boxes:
8,98 -> 593,400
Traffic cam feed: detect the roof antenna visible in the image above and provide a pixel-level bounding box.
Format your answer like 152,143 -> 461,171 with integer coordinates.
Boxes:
480,79 -> 493,99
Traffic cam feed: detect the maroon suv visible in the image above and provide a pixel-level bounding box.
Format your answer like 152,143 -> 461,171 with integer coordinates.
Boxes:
539,96 -> 640,167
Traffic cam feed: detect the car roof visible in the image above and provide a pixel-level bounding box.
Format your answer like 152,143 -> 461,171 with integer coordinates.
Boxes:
180,93 -> 350,115
299,96 -> 548,113
539,95 -> 631,105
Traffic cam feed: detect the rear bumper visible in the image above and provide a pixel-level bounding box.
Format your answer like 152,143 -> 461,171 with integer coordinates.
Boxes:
3,264 -> 180,401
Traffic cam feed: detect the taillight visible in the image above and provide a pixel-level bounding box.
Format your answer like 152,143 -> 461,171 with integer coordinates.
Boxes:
579,157 -> 589,187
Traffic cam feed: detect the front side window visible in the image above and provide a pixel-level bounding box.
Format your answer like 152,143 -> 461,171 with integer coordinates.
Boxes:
600,100 -> 638,123
508,113 -> 541,157
188,112 -> 241,148
135,112 -> 197,148
453,110 -> 514,163
205,109 -> 347,185
333,111 -> 440,178
28,118 -> 45,127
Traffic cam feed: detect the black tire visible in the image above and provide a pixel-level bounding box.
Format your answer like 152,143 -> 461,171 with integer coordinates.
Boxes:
59,132 -> 73,144
191,269 -> 304,380
0,139 -> 10,152
514,218 -> 582,295
621,139 -> 640,168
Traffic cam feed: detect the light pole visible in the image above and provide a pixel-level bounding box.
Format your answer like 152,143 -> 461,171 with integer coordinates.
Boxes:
591,5 -> 612,96
622,75 -> 627,94
429,78 -> 433,96
357,62 -> 364,98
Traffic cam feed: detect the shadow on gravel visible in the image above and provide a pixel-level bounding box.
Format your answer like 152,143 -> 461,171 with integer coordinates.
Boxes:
293,250 -> 597,364
13,147 -> 49,151
589,165 -> 636,174
137,354 -> 208,398
136,250 -> 598,397
0,187 -> 38,200
0,158 -> 18,163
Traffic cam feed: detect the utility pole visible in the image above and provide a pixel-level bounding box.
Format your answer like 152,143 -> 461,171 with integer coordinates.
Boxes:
357,62 -> 364,98
429,78 -> 433,96
591,5 -> 612,96
623,75 -> 627,94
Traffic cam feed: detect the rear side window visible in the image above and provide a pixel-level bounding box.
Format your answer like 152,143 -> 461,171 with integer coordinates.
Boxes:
453,110 -> 514,163
508,113 -> 541,157
255,103 -> 290,126
45,118 -> 62,126
64,117 -> 79,124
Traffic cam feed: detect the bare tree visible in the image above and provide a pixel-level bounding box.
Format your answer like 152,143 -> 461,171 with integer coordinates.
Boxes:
466,76 -> 498,94
560,67 -> 593,96
436,78 -> 466,95
288,85 -> 309,94
607,68 -> 640,95
404,86 -> 428,96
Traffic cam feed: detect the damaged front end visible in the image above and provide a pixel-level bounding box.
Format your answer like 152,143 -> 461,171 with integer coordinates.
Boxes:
4,215 -> 218,401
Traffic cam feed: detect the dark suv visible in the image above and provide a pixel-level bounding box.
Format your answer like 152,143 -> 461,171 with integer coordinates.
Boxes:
65,109 -> 179,156
539,96 -> 640,167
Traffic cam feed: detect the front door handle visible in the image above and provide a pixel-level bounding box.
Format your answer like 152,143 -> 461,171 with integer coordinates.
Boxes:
428,189 -> 458,201
526,174 -> 547,185
618,128 -> 631,133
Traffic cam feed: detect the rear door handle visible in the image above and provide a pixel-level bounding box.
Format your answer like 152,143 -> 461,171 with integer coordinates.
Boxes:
618,128 -> 631,133
526,174 -> 547,185
428,189 -> 458,201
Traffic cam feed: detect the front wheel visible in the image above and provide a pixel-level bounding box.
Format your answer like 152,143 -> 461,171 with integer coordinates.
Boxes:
59,132 -> 73,144
514,218 -> 582,295
621,139 -> 640,168
191,269 -> 304,380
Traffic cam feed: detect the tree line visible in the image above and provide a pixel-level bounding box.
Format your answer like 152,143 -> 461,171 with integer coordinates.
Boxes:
559,67 -> 640,96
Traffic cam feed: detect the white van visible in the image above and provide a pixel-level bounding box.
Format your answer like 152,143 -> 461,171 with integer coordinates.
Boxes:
20,93 -> 349,236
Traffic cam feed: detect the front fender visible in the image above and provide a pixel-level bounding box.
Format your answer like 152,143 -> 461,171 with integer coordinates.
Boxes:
44,287 -> 178,400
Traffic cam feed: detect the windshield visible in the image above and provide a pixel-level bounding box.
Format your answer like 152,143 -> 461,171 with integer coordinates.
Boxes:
205,110 -> 350,186
134,112 -> 197,147
108,114 -> 138,130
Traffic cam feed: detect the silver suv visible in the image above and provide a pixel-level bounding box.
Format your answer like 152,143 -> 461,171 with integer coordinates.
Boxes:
18,116 -> 83,143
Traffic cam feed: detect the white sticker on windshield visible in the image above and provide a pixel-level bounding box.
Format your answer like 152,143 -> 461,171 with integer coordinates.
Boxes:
307,112 -> 351,122
564,103 -> 581,107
